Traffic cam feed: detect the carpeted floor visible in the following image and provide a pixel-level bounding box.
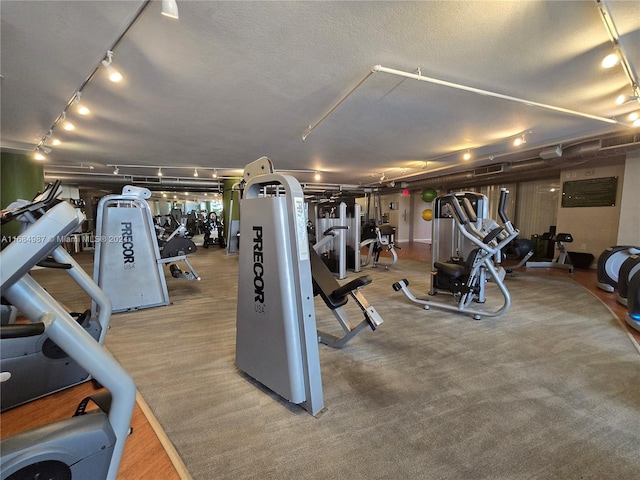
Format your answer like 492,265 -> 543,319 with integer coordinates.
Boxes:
34,248 -> 640,479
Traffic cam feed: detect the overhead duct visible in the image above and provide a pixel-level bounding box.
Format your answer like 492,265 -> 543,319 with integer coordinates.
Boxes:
44,171 -> 224,192
403,134 -> 640,191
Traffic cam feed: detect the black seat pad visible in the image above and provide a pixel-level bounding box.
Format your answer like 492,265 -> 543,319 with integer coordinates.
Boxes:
309,248 -> 371,309
434,262 -> 465,279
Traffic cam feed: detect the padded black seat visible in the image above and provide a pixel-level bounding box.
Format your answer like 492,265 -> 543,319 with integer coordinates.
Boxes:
433,262 -> 465,279
309,248 -> 371,309
555,233 -> 573,243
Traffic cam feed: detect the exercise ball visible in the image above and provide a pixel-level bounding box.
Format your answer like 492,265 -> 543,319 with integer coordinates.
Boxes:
422,209 -> 433,221
421,188 -> 437,202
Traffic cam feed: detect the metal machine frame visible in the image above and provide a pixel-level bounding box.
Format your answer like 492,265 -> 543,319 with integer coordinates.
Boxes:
393,189 -> 519,320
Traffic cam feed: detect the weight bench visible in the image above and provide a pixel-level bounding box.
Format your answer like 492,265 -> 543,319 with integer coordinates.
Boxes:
309,248 -> 383,348
526,232 -> 574,273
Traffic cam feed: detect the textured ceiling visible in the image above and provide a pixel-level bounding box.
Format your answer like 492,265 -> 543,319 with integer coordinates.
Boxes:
1,0 -> 639,190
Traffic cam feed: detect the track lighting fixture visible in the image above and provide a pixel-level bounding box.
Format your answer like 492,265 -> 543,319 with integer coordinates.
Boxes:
158,168 -> 163,177
314,171 -> 321,181
513,134 -> 527,147
74,91 -> 90,115
102,51 -> 123,83
597,1 -> 640,115
212,169 -> 218,178
161,0 -> 179,19
113,166 -> 119,175
33,147 -> 47,161
601,52 -> 620,69
40,146 -> 52,154
193,169 -> 198,177
616,94 -> 640,105
51,138 -> 61,146
463,151 -> 471,161
59,112 -> 75,132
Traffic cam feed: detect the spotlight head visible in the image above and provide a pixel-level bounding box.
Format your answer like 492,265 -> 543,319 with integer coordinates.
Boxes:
616,94 -> 639,105
601,52 -> 620,69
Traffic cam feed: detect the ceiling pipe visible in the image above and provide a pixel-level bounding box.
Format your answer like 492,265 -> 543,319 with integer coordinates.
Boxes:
372,65 -> 631,127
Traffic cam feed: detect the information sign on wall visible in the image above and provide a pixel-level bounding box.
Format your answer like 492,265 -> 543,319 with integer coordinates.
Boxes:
561,176 -> 618,208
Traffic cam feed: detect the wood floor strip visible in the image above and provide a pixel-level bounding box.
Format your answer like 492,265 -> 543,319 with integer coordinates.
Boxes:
135,391 -> 193,480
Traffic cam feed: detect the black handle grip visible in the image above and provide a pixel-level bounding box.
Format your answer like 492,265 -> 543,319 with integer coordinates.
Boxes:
461,198 -> 477,224
449,196 -> 468,225
0,322 -> 46,339
498,188 -> 509,224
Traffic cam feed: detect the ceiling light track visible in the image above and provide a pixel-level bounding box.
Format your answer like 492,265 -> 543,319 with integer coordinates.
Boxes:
596,0 -> 640,104
32,0 -> 157,159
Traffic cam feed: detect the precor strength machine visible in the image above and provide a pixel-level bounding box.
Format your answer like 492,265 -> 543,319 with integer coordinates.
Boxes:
93,185 -> 200,313
235,158 -> 324,416
393,189 -> 519,320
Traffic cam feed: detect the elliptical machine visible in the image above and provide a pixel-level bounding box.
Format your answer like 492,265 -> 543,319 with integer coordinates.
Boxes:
393,189 -> 519,320
596,245 -> 640,292
1,186 -> 136,480
1,182 -> 113,412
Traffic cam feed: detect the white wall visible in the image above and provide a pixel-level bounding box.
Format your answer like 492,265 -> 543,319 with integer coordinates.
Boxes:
412,193 -> 433,243
555,158 -> 625,260
617,150 -> 640,246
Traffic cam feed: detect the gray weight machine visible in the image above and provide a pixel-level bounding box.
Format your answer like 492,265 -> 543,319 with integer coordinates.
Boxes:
360,222 -> 398,270
236,157 -> 324,416
393,189 -> 519,320
313,201 -> 363,279
1,189 -> 136,480
1,182 -> 112,412
93,185 -> 200,313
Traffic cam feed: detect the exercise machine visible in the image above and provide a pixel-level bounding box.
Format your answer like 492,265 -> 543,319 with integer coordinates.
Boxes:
503,238 -> 535,275
596,245 -> 640,292
202,212 -> 226,248
1,183 -> 112,411
1,192 -> 136,480
626,271 -> 640,332
310,245 -> 383,348
313,200 -> 362,279
526,233 -> 575,273
393,189 -> 519,320
236,157 -> 324,416
93,185 -> 200,313
616,254 -> 640,307
360,221 -> 399,269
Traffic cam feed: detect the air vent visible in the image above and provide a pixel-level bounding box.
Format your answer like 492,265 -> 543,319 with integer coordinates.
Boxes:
473,164 -> 505,176
131,176 -> 161,183
600,133 -> 640,150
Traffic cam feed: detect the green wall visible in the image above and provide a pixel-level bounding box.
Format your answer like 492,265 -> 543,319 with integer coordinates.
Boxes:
1,152 -> 45,239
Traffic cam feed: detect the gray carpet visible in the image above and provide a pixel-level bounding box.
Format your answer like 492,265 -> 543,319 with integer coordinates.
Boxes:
34,249 -> 640,479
